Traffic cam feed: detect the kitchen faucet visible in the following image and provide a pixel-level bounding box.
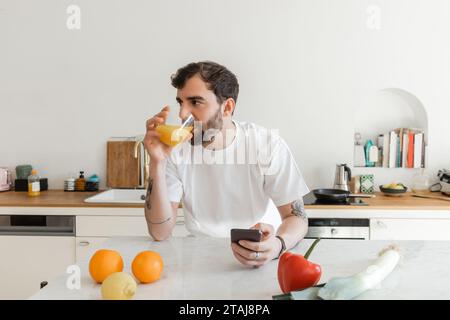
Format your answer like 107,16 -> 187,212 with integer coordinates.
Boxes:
133,136 -> 150,189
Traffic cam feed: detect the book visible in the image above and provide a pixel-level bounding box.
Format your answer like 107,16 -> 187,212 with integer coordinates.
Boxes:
382,133 -> 390,167
377,135 -> 384,167
397,128 -> 403,167
407,132 -> 414,168
402,132 -> 408,167
394,127 -> 412,167
389,131 -> 397,168
414,133 -> 423,168
421,134 -> 426,168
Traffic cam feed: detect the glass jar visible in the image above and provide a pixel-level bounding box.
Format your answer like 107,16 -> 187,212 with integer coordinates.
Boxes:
411,169 -> 431,192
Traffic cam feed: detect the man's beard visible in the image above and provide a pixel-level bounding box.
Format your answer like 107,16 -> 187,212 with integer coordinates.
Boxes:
190,108 -> 223,146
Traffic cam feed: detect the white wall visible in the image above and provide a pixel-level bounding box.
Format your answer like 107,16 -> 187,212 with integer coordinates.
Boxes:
1,0 -> 449,190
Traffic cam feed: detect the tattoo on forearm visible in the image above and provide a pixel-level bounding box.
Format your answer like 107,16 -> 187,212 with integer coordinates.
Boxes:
291,199 -> 308,222
145,177 -> 172,225
145,178 -> 153,210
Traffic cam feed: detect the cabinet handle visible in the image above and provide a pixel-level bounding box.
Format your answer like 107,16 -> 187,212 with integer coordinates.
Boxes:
79,241 -> 90,246
331,228 -> 338,235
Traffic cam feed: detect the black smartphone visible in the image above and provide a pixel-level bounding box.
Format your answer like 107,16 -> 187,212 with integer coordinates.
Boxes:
230,228 -> 262,243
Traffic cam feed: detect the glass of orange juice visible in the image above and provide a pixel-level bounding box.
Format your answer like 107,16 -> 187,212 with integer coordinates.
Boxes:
156,113 -> 194,147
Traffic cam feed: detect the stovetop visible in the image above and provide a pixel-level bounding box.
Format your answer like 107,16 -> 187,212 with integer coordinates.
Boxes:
303,191 -> 368,206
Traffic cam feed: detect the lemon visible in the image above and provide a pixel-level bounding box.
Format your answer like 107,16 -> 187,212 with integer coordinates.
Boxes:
383,183 -> 405,190
101,272 -> 137,300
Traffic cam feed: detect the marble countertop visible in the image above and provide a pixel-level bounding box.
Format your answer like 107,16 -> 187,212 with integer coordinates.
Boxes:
30,236 -> 450,300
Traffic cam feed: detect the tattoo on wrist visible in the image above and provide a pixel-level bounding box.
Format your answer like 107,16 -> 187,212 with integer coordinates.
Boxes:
145,178 -> 153,210
291,199 -> 308,222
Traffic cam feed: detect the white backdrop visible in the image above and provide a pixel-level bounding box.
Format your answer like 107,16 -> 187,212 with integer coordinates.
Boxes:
1,0 -> 449,189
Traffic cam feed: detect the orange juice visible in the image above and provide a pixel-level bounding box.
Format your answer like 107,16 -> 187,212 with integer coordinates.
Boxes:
156,124 -> 193,147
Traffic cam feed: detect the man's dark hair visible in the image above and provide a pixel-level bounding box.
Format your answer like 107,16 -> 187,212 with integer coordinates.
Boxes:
171,61 -> 239,106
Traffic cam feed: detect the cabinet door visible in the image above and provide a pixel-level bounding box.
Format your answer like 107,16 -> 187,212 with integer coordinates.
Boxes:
75,237 -> 109,263
76,214 -> 189,238
76,216 -> 149,237
370,218 -> 450,240
0,236 -> 75,299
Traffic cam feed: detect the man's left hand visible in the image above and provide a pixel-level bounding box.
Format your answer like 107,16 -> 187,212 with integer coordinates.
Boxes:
230,223 -> 282,267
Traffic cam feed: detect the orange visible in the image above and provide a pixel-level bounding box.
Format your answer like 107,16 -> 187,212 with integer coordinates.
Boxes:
89,249 -> 124,283
131,251 -> 164,284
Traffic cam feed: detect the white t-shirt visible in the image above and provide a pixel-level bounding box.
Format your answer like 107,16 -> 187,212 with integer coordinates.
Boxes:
165,121 -> 309,237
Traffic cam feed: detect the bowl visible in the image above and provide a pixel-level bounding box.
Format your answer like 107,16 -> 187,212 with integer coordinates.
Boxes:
379,184 -> 408,196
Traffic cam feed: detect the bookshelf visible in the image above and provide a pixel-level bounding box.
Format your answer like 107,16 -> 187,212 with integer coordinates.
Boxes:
353,87 -> 428,169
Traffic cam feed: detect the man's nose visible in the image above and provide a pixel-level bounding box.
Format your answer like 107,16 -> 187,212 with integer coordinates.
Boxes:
179,108 -> 192,121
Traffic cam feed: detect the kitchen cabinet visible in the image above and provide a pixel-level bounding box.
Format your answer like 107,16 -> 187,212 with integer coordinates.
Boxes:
76,215 -> 149,237
75,214 -> 188,262
0,214 -> 76,299
0,207 -> 188,299
76,216 -> 189,263
0,235 -> 75,299
74,210 -> 188,263
75,210 -> 188,238
370,218 -> 450,240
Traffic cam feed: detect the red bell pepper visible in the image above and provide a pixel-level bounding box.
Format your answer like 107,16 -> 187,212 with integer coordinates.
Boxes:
277,238 -> 322,294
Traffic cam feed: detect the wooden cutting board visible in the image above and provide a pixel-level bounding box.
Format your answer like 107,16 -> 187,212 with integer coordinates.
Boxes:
107,141 -> 140,188
411,191 -> 450,202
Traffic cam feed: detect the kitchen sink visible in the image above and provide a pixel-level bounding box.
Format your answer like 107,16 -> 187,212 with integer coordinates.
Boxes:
84,189 -> 146,204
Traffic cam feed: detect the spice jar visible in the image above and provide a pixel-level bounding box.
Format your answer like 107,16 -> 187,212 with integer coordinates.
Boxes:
64,174 -> 76,192
75,171 -> 86,191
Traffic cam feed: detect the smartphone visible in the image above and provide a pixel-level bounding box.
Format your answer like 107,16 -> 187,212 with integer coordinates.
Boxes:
230,228 -> 262,244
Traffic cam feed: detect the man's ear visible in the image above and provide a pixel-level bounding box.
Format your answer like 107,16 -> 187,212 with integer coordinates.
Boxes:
222,98 -> 236,117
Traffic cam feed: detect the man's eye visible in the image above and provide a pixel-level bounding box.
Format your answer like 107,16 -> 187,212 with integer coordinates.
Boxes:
192,100 -> 199,105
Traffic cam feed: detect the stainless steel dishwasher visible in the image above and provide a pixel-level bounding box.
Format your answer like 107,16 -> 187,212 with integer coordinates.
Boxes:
0,215 -> 76,299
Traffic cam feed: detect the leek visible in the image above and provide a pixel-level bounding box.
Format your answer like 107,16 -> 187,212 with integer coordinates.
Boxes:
317,245 -> 400,300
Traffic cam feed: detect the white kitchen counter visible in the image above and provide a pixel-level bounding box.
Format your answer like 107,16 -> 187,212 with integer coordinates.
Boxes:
30,236 -> 450,300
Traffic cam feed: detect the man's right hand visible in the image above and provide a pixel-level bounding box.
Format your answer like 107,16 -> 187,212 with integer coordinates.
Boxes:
144,106 -> 192,163
144,106 -> 173,163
